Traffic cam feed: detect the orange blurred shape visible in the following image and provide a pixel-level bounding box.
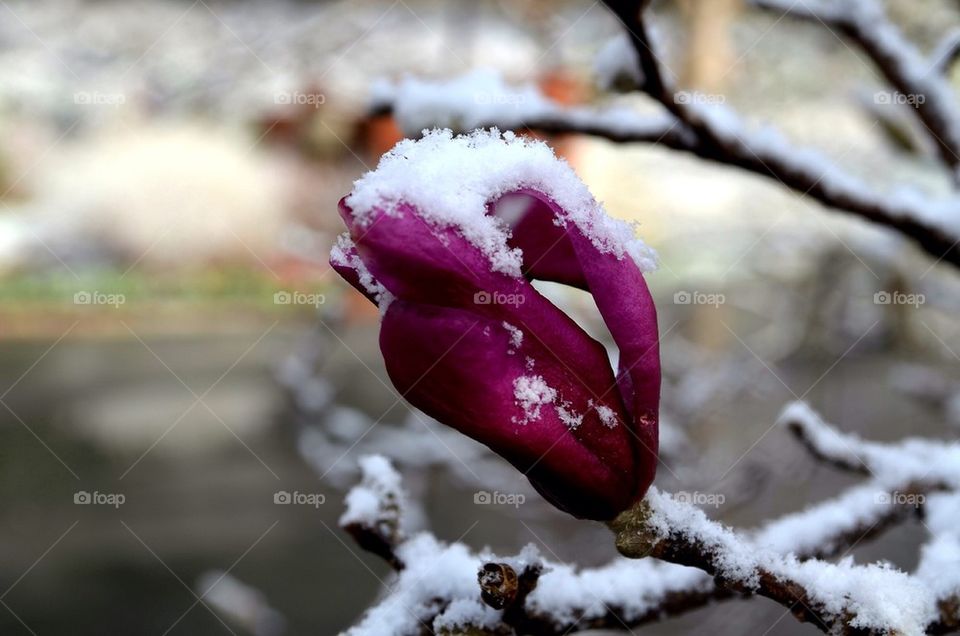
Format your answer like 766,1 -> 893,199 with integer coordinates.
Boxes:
355,114 -> 404,160
535,67 -> 590,164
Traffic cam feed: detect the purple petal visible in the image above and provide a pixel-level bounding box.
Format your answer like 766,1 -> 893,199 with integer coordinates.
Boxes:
338,197 -> 651,519
495,191 -> 661,493
328,130 -> 660,520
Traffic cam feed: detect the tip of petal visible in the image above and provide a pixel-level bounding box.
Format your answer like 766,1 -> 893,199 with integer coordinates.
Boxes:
329,232 -> 394,311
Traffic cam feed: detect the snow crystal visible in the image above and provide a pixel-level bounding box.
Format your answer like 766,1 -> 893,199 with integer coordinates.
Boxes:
341,488 -> 380,526
512,374 -> 557,424
359,454 -> 403,491
916,493 -> 960,599
917,532 -> 960,599
556,403 -> 584,431
345,534 -> 483,636
497,542 -> 542,573
644,487 -> 761,587
502,321 -> 523,353
345,128 -> 657,277
846,0 -> 960,155
775,557 -> 937,634
432,599 -> 502,633
593,402 -> 618,429
528,559 -> 710,624
330,233 -> 394,310
339,454 -> 404,527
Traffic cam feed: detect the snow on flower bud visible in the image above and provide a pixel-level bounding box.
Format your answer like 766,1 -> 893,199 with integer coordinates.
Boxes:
329,129 -> 660,520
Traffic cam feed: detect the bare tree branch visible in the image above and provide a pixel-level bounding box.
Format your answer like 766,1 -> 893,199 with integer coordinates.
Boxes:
609,486 -> 944,635
931,29 -> 960,76
340,455 -> 406,571
372,1 -> 960,270
598,0 -> 960,269
339,404 -> 960,635
750,0 -> 960,177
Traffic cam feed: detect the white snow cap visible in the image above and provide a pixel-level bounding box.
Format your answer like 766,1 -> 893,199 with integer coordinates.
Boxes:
345,128 -> 657,277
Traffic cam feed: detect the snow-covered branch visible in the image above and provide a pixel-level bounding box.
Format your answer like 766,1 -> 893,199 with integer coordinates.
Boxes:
338,402 -> 960,635
329,3 -> 960,630
777,401 -> 960,488
917,492 -> 960,634
611,488 -> 937,635
608,403 -> 960,634
370,70 -> 687,145
372,30 -> 960,270
751,0 -> 960,177
599,0 -> 960,269
931,29 -> 960,76
340,454 -> 407,571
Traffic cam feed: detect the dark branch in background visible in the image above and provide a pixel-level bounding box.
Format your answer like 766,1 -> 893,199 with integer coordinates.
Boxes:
751,0 -> 960,177
340,455 -> 406,571
369,98 -> 695,147
339,2 -> 960,631
372,0 -> 960,270
931,29 -> 960,76
598,0 -> 960,269
374,94 -> 960,270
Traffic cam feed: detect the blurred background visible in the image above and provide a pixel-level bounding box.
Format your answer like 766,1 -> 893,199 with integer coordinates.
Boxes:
1,0 -> 960,634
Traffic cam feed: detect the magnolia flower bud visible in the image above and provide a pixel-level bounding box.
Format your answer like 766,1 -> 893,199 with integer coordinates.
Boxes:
330,129 -> 660,520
